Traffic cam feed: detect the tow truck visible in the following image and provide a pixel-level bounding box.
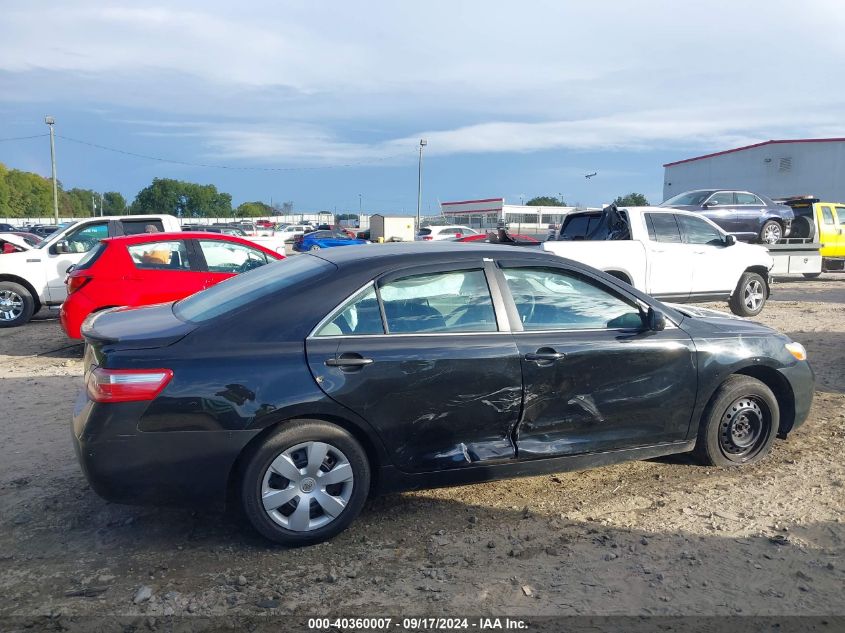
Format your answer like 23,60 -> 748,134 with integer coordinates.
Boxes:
769,196 -> 845,278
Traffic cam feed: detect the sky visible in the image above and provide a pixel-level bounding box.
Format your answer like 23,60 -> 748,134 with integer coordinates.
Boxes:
1,0 -> 844,214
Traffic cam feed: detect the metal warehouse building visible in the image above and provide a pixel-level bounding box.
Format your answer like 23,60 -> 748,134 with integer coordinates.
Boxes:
662,138 -> 845,203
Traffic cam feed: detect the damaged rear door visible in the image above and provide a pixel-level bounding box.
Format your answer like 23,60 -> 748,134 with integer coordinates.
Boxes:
497,262 -> 697,458
305,263 -> 523,473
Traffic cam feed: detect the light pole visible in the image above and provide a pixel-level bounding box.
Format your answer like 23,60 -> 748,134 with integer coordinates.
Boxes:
45,116 -> 59,223
358,193 -> 362,216
416,139 -> 427,231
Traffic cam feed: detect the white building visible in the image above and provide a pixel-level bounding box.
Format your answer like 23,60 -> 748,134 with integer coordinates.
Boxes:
663,138 -> 845,203
437,197 -> 574,235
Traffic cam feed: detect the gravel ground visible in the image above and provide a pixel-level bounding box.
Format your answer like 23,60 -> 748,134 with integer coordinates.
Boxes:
0,275 -> 843,622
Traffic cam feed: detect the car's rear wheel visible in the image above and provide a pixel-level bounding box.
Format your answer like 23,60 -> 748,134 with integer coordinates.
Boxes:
240,420 -> 370,546
759,220 -> 782,244
729,271 -> 767,317
0,281 -> 35,328
694,375 -> 778,467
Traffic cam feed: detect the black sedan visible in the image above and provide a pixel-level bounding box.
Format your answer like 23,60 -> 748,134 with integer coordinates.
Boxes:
73,244 -> 814,546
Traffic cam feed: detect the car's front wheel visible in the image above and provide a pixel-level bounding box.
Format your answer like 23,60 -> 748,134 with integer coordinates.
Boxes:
729,271 -> 767,317
759,220 -> 782,244
0,281 -> 36,328
694,375 -> 778,467
240,420 -> 370,546
310,244 -> 321,252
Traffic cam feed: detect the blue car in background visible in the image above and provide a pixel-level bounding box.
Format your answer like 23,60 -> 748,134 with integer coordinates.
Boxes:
293,230 -> 368,252
660,189 -> 794,244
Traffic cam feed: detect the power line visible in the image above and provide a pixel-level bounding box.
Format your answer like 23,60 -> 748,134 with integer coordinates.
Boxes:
56,134 -> 415,172
0,133 -> 49,143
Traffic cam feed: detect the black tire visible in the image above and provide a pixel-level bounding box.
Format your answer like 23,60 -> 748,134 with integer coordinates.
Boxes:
802,272 -> 821,279
790,215 -> 815,240
758,220 -> 782,244
729,271 -> 767,317
694,375 -> 778,467
0,281 -> 36,328
239,420 -> 370,546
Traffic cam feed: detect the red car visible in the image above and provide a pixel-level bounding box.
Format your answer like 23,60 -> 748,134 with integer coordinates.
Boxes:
455,232 -> 540,244
60,232 -> 283,339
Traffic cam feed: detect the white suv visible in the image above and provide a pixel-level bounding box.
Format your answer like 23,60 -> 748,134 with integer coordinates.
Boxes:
416,225 -> 478,241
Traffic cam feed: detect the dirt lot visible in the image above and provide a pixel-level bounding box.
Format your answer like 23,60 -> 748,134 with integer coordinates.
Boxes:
0,276 -> 843,623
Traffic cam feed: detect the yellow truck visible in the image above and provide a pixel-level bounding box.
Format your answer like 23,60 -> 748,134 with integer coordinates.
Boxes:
774,196 -> 845,277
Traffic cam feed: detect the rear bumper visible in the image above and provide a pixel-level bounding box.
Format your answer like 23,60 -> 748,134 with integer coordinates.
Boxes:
72,390 -> 260,509
60,292 -> 96,339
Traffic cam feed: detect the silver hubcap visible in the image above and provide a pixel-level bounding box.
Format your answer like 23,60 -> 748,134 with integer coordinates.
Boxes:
0,290 -> 24,321
261,441 -> 354,532
762,223 -> 781,244
744,279 -> 764,311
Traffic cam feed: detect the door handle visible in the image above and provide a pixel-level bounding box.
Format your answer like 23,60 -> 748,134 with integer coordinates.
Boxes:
524,351 -> 565,362
325,356 -> 374,368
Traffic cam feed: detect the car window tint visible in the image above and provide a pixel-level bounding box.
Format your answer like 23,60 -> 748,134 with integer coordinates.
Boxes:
418,228 -> 432,236
315,285 -> 384,336
379,269 -> 496,333
175,255 -> 332,323
736,192 -> 761,205
503,267 -> 641,330
127,240 -> 192,270
198,240 -> 269,273
122,220 -> 164,235
821,206 -> 834,225
676,214 -> 724,246
65,223 -> 108,253
644,213 -> 682,243
707,192 -> 735,205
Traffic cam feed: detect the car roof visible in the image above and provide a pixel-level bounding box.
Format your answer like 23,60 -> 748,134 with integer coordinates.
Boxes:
308,242 -> 549,266
98,231 -> 280,254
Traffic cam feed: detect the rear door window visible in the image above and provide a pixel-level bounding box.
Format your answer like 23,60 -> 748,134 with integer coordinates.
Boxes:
735,192 -> 762,205
127,240 -> 192,270
379,269 -> 496,333
315,285 -> 384,336
644,213 -> 682,243
122,220 -> 164,235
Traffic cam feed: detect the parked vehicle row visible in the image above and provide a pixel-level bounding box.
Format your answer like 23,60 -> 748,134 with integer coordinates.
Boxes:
543,206 -> 773,316
72,243 -> 814,546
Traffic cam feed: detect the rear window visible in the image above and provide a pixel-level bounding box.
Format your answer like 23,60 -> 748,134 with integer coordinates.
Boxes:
122,220 -> 164,235
559,214 -> 603,240
173,255 -> 333,323
73,243 -> 107,270
417,228 -> 432,236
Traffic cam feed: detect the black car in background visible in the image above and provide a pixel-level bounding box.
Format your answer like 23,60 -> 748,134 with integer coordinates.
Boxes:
660,189 -> 794,244
73,244 -> 814,546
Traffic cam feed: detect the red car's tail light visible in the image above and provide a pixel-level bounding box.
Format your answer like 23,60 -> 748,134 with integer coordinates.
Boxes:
67,275 -> 92,294
86,367 -> 174,403
422,236 -> 433,241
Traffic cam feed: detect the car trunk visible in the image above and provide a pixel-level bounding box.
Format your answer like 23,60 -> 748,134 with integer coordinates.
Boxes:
81,302 -> 196,352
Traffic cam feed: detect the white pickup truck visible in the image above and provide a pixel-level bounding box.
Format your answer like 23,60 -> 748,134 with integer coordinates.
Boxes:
0,214 -> 181,327
542,206 -> 774,317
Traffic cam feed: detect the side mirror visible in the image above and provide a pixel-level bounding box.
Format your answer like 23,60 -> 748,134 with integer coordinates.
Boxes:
54,240 -> 71,254
725,234 -> 736,246
647,307 -> 666,332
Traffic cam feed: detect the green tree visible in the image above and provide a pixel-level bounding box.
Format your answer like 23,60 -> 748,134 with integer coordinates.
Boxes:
130,178 -> 232,218
63,188 -> 100,217
2,168 -> 53,217
102,191 -> 127,215
613,192 -> 649,206
526,196 -> 566,206
235,201 -> 273,217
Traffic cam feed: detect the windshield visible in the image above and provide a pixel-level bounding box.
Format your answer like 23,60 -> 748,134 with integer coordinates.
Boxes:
36,221 -> 79,248
660,191 -> 714,206
173,254 -> 334,323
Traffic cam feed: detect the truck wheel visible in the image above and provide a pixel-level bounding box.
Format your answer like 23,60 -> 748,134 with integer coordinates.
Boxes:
0,281 -> 36,328
729,272 -> 766,317
693,375 -> 778,467
758,220 -> 782,244
790,216 -> 815,240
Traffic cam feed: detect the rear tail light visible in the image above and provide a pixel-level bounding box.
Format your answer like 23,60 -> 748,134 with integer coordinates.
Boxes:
67,275 -> 92,294
86,367 -> 174,403
422,236 -> 433,241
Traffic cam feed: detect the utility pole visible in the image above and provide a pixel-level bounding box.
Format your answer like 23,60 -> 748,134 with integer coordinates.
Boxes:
45,116 -> 59,223
91,194 -> 96,217
358,193 -> 362,216
416,139 -> 427,231
100,193 -> 104,217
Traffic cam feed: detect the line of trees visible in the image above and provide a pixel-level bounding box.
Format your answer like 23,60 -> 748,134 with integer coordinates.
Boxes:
526,193 -> 650,207
0,164 -> 298,219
